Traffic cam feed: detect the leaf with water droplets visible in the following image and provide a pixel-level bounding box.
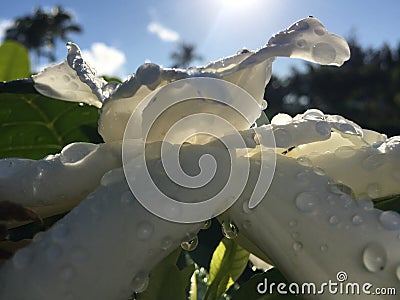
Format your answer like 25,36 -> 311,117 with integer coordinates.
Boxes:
205,237 -> 249,300
137,248 -> 194,300
0,92 -> 102,159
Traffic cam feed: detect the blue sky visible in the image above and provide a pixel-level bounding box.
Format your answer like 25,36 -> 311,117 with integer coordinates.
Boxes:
1,0 -> 400,79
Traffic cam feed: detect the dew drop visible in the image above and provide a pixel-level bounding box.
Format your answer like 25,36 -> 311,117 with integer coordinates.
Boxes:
320,244 -> 328,252
312,43 -> 336,64
12,248 -> 31,269
314,28 -> 325,36
328,181 -> 354,196
221,221 -> 239,239
352,214 -> 363,226
363,154 -> 384,171
271,113 -> 293,126
296,156 -> 312,167
202,219 -> 212,230
261,100 -> 268,110
131,272 -> 149,293
314,121 -> 331,137
136,221 -> 154,241
335,146 -> 356,158
295,192 -> 319,212
358,198 -> 374,211
367,183 -> 381,198
379,211 -> 400,230
273,128 -> 292,148
362,243 -> 387,272
181,236 -> 198,251
296,39 -> 307,48
60,143 -> 97,164
329,215 -> 339,225
289,219 -> 297,227
78,102 -> 84,107
293,241 -> 303,252
161,237 -> 172,251
302,109 -> 325,121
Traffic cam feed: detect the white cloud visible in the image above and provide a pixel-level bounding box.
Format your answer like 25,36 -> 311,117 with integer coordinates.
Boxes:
147,22 -> 180,42
0,19 -> 13,41
81,43 -> 126,76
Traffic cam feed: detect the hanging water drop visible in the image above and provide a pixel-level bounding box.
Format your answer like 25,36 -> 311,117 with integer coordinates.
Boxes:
329,215 -> 339,225
302,109 -> 325,121
362,243 -> 387,272
221,221 -> 239,239
261,100 -> 268,110
131,272 -> 149,293
352,214 -> 363,226
295,192 -> 319,212
181,236 -> 198,251
271,113 -> 292,125
379,211 -> 400,230
296,156 -> 312,167
367,183 -> 381,198
202,219 -> 212,230
293,241 -> 303,252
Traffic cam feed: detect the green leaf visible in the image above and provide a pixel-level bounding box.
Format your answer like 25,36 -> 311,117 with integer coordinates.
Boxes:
0,41 -> 30,81
138,248 -> 194,300
374,194 -> 400,213
0,92 -> 102,159
232,268 -> 302,300
205,238 -> 250,300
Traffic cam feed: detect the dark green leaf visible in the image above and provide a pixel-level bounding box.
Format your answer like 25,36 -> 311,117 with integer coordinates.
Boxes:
205,238 -> 249,300
232,268 -> 302,300
138,248 -> 194,300
374,194 -> 400,213
0,92 -> 102,159
0,41 -> 30,81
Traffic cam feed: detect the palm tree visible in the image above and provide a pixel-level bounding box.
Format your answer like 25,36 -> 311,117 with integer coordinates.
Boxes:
4,6 -> 82,63
170,42 -> 202,68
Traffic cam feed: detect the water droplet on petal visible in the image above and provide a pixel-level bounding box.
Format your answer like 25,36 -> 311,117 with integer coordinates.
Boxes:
295,192 -> 319,212
296,39 -> 307,48
136,221 -> 154,241
161,237 -> 172,251
335,146 -> 356,158
352,214 -> 363,225
131,272 -> 149,293
312,42 -> 336,64
302,109 -> 325,121
358,198 -> 374,210
13,248 -> 31,269
221,221 -> 239,239
313,167 -> 325,176
181,236 -> 198,251
261,100 -> 268,110
296,156 -> 312,167
289,220 -> 297,227
314,28 -> 325,36
329,215 -> 339,225
379,211 -> 400,230
271,113 -> 293,125
367,183 -> 381,198
314,121 -> 331,137
293,241 -> 303,252
320,244 -> 328,252
396,265 -> 400,281
362,243 -> 387,272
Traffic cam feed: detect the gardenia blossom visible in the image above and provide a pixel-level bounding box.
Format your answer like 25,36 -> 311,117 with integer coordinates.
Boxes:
0,17 -> 399,300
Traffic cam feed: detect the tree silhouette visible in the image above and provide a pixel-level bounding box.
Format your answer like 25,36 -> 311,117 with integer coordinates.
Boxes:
170,42 -> 202,68
265,39 -> 400,136
4,6 -> 82,63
